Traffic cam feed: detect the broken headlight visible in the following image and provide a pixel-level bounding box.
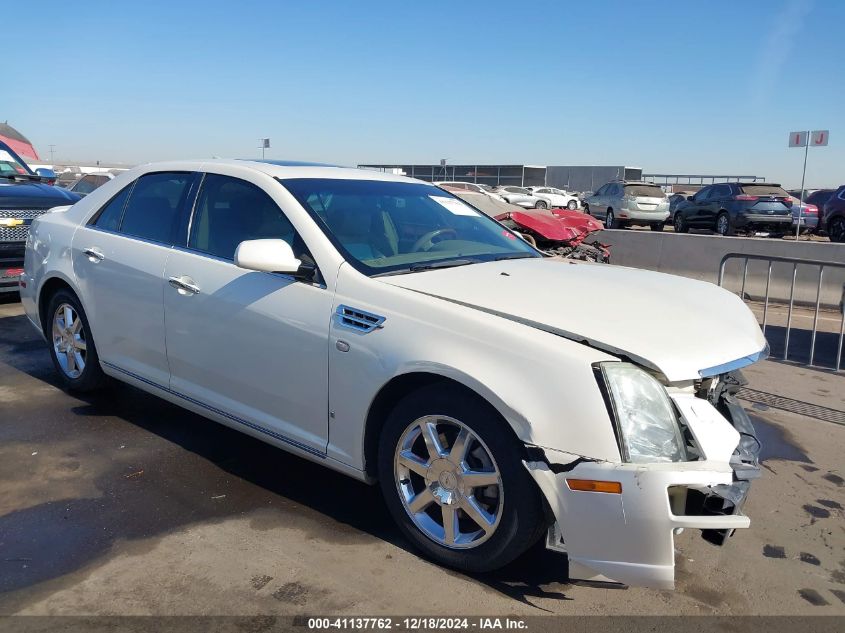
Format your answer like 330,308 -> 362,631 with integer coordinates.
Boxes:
600,362 -> 687,463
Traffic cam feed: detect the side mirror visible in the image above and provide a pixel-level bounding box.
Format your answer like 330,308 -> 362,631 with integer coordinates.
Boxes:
35,168 -> 57,184
687,195 -> 694,201
235,239 -> 301,274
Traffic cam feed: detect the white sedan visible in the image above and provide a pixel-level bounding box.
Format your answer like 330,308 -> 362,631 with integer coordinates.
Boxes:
20,159 -> 765,589
434,181 -> 506,202
527,186 -> 581,210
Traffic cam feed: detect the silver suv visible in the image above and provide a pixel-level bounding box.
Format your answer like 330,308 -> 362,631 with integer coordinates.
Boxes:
584,181 -> 670,230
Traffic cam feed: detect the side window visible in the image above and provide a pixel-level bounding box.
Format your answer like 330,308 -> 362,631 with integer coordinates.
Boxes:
712,185 -> 730,199
694,187 -> 711,202
91,183 -> 133,231
119,172 -> 194,245
595,185 -> 607,195
189,174 -> 299,261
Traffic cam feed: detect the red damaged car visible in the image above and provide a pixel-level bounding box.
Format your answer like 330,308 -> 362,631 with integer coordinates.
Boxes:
437,184 -> 610,263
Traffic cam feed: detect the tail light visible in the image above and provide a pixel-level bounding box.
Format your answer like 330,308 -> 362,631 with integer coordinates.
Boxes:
805,204 -> 819,215
735,194 -> 759,201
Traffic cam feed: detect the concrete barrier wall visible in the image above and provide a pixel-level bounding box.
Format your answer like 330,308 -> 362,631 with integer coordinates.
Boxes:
598,230 -> 845,309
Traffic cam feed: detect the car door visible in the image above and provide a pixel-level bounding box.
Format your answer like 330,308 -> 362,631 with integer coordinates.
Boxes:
590,185 -> 608,218
72,171 -> 198,386
605,183 -> 621,216
162,172 -> 332,454
686,187 -> 711,226
700,184 -> 728,226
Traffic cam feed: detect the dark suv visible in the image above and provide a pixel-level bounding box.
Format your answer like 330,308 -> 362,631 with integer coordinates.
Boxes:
673,182 -> 793,236
0,141 -> 81,293
820,185 -> 845,242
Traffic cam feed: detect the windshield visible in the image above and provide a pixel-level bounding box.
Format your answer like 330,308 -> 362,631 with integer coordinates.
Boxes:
0,149 -> 32,176
280,178 -> 540,276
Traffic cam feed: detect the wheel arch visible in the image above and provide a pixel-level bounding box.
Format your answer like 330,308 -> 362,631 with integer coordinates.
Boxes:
362,371 -> 528,480
37,274 -> 80,338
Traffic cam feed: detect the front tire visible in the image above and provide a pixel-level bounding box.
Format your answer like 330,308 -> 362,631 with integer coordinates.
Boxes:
674,213 -> 689,233
46,289 -> 106,392
377,384 -> 547,573
716,212 -> 734,236
829,217 -> 845,243
605,209 -> 620,229
567,200 -> 578,210
535,200 -> 548,210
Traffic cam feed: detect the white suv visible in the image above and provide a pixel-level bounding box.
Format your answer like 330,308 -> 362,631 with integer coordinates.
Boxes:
527,187 -> 581,210
584,181 -> 670,230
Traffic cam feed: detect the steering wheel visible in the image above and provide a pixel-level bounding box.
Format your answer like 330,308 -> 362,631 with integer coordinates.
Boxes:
411,228 -> 458,252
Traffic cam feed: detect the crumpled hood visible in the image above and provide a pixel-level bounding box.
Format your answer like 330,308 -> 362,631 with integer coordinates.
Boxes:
380,258 -> 767,382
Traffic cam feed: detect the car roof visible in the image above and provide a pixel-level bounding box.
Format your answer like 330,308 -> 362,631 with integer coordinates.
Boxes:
130,158 -> 427,184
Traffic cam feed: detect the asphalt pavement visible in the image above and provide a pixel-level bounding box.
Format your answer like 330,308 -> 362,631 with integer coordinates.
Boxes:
0,295 -> 843,617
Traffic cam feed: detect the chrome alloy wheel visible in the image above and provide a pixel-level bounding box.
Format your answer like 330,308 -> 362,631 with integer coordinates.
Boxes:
394,415 -> 503,549
52,303 -> 87,379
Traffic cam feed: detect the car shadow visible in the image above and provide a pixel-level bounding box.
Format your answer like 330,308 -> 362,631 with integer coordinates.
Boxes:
0,309 -> 577,608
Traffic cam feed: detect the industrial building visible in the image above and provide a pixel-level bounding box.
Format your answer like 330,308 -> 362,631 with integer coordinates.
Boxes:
358,163 -> 765,193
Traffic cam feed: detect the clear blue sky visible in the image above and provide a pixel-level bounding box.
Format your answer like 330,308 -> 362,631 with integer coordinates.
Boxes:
5,0 -> 843,187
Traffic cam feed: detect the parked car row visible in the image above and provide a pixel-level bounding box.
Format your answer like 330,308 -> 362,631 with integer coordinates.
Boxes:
668,183 -> 844,241
433,183 -> 583,212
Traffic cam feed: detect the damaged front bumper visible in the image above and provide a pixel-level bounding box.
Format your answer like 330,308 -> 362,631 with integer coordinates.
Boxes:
524,388 -> 760,590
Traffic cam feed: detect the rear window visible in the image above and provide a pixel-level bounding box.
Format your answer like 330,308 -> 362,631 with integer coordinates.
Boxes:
624,184 -> 665,198
738,185 -> 789,197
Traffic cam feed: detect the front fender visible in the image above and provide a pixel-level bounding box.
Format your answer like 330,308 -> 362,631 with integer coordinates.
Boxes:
326,264 -> 623,470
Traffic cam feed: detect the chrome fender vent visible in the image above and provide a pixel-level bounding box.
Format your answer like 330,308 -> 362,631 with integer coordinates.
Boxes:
336,305 -> 385,333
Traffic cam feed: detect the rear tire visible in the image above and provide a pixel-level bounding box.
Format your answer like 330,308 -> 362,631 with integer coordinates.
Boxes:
716,212 -> 734,236
46,289 -> 106,393
650,223 -> 665,232
377,384 -> 547,573
829,217 -> 845,243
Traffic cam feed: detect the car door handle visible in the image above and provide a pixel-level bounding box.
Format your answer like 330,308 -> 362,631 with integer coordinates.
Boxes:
82,247 -> 104,262
168,276 -> 201,295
